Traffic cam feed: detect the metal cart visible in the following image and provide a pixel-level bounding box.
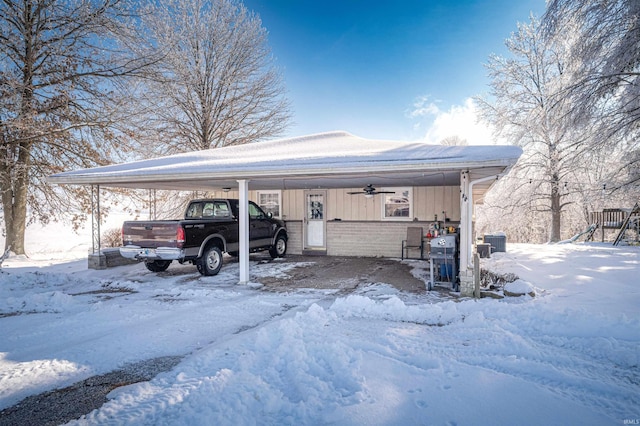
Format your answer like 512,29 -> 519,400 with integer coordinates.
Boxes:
429,235 -> 459,291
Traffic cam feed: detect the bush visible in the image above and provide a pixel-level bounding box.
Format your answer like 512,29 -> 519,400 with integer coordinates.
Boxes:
480,268 -> 519,289
102,228 -> 122,248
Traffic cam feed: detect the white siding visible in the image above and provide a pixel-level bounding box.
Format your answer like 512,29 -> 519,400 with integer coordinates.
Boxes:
208,186 -> 460,258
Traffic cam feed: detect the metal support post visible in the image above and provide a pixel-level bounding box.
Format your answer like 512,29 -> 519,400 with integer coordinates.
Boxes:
238,179 -> 250,284
91,185 -> 101,254
149,189 -> 157,220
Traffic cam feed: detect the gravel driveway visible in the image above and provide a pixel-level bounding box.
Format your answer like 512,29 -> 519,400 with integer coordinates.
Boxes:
256,254 -> 430,293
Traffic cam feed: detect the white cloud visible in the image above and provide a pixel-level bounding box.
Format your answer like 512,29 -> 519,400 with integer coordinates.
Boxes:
406,95 -> 441,119
412,98 -> 503,145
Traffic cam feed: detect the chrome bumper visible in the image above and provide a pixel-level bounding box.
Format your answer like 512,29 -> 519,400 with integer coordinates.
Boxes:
119,246 -> 185,261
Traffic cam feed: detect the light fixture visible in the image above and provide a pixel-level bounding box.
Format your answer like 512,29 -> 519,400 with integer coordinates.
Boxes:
222,187 -> 230,193
365,193 -> 374,199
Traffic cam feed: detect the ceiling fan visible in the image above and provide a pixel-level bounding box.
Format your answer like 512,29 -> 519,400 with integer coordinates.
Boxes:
347,184 -> 395,198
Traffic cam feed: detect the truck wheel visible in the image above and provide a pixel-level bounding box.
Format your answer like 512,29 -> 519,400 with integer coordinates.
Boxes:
198,245 -> 223,276
145,260 -> 172,272
269,234 -> 287,259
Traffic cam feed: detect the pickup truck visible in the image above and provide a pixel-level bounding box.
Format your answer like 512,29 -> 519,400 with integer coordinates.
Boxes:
120,198 -> 288,276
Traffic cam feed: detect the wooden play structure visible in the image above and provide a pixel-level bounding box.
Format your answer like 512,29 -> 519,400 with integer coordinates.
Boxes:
587,203 -> 640,245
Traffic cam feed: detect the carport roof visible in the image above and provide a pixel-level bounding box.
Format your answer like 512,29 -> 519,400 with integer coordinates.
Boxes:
48,131 -> 522,193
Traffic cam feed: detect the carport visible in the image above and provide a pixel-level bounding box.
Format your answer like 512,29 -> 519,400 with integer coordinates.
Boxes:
48,131 -> 521,296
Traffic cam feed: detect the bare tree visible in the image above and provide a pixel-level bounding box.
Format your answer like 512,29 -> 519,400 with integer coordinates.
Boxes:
476,178 -> 552,243
477,4 -> 640,242
544,0 -> 640,187
136,0 -> 291,154
476,16 -> 596,242
439,136 -> 468,146
0,0 -> 153,254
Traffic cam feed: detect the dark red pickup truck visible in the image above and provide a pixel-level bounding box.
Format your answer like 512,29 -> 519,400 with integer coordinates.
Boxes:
120,199 -> 288,275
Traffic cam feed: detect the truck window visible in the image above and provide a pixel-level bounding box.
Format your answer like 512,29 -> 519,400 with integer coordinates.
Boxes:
213,201 -> 231,217
202,202 -> 217,217
248,202 -> 264,219
186,202 -> 203,218
229,200 -> 265,219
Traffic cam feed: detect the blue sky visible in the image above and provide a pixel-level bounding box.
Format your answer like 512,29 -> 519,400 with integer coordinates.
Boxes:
243,0 -> 546,143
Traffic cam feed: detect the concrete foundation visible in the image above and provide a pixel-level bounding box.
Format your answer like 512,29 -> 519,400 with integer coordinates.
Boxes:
459,269 -> 475,297
88,248 -> 138,270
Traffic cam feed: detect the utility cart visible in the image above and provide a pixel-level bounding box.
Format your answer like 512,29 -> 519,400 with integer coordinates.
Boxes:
429,235 -> 459,291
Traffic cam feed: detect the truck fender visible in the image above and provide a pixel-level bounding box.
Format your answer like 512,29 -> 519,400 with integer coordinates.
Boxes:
198,234 -> 227,258
271,227 -> 288,245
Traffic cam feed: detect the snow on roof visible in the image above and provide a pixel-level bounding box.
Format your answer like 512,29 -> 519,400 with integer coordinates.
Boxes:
48,131 -> 522,190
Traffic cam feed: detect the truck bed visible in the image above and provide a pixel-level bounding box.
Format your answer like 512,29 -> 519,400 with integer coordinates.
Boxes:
122,220 -> 182,249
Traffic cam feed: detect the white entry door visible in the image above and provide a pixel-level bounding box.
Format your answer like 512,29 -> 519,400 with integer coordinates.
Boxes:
305,191 -> 326,249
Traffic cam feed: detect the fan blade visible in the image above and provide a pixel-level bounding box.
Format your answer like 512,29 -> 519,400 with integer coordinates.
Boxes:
347,191 -> 362,195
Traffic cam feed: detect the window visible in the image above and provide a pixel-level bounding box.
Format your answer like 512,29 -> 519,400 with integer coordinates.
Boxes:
307,194 -> 324,220
195,201 -> 231,218
212,201 -> 230,217
248,202 -> 264,219
382,187 -> 412,220
186,202 -> 202,218
257,190 -> 281,218
202,202 -> 215,217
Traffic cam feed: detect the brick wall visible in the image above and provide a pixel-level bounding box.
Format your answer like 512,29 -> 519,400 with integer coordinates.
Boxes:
286,219 -> 460,258
326,221 -> 436,258
285,220 -> 303,254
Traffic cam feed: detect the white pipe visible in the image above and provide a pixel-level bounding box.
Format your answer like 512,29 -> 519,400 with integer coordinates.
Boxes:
465,174 -> 502,268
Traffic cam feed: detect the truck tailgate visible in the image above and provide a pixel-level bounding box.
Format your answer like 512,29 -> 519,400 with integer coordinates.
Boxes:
122,221 -> 181,248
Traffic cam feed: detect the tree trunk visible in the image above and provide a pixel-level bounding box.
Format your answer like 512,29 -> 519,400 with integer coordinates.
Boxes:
1,150 -> 29,255
6,0 -> 36,256
2,201 -> 27,255
550,181 -> 562,242
1,185 -> 15,253
10,166 -> 29,256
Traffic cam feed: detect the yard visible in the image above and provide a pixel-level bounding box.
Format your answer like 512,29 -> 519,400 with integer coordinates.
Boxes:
0,244 -> 638,425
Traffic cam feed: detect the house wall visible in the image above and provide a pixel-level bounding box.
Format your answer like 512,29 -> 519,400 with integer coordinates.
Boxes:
326,220 -> 436,257
278,187 -> 460,222
207,186 -> 460,221
208,186 -> 461,257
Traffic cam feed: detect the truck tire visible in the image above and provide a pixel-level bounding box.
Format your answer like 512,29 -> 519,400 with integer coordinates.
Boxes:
269,234 -> 287,259
145,260 -> 172,272
197,245 -> 223,276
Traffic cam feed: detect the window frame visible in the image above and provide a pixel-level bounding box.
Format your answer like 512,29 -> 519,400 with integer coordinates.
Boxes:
381,187 -> 413,221
256,190 -> 282,219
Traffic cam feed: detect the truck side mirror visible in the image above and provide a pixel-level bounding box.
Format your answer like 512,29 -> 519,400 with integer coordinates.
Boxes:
266,212 -> 273,219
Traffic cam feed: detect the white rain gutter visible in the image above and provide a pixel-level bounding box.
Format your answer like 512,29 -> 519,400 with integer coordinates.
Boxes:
464,174 -> 503,269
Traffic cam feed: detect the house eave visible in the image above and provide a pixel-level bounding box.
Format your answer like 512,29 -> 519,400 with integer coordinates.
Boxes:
48,158 -> 520,189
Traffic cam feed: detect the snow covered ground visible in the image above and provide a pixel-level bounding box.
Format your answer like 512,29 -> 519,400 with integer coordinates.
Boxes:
0,238 -> 639,425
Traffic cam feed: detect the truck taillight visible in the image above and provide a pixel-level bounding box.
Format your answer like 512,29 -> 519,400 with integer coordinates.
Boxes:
176,227 -> 185,248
